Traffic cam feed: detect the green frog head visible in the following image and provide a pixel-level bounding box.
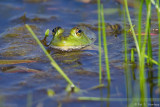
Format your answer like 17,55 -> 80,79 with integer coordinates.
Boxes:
48,26 -> 96,51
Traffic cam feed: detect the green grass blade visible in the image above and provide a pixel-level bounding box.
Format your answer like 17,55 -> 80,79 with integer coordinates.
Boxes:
147,29 -> 153,65
97,0 -> 102,84
155,0 -> 160,87
123,5 -> 128,63
146,1 -> 153,66
151,0 -> 160,88
142,0 -> 151,52
101,4 -> 111,81
138,0 -> 144,51
151,0 -> 160,12
78,97 -> 128,101
123,0 -> 140,59
139,0 -> 151,105
124,0 -> 148,105
25,24 -> 78,90
131,48 -> 135,63
78,97 -> 160,102
144,54 -> 159,65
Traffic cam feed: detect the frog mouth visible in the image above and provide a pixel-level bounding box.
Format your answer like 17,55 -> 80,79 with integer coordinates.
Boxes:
49,45 -> 87,51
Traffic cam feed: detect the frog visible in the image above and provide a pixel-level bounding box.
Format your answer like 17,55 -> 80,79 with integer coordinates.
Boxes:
42,26 -> 96,51
42,23 -> 123,51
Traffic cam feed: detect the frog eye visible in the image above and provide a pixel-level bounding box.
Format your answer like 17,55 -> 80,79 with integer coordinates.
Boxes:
52,26 -> 61,33
52,27 -> 63,36
75,28 -> 82,36
77,29 -> 82,33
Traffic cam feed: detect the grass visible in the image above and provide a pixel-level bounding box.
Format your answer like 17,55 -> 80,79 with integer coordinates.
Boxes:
123,0 -> 152,105
97,0 -> 111,82
123,5 -> 128,63
123,0 -> 140,58
137,0 -> 143,51
146,0 -> 153,66
150,0 -> 160,87
97,0 -> 102,84
101,4 -> 111,81
150,0 -> 160,88
131,48 -> 135,63
78,97 -> 160,102
157,0 -> 160,87
139,1 -> 151,104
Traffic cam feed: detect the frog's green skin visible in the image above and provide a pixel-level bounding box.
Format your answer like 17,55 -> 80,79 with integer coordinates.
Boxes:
48,26 -> 96,51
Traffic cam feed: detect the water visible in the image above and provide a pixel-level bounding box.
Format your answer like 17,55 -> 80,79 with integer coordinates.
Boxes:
0,0 -> 160,107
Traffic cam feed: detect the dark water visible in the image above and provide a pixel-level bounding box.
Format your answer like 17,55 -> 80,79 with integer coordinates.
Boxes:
0,0 -> 160,107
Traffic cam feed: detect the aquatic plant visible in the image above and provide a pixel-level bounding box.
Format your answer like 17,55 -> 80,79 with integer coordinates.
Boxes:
101,4 -> 111,81
97,0 -> 102,84
137,0 -> 143,51
123,0 -> 150,105
150,0 -> 160,87
156,0 -> 160,87
150,0 -> 160,88
145,0 -> 153,66
123,5 -> 128,63
131,48 -> 135,63
97,0 -> 111,83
